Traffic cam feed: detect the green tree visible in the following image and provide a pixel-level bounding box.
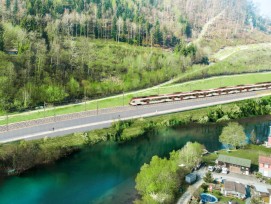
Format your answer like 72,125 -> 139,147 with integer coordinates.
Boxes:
184,22 -> 192,38
170,142 -> 204,169
203,172 -> 213,183
250,129 -> 257,144
154,21 -> 163,45
0,24 -> 4,51
5,0 -> 11,10
219,122 -> 247,149
135,156 -> 180,204
227,105 -> 242,119
13,0 -> 18,14
67,77 -> 80,98
112,16 -> 117,40
42,85 -> 68,103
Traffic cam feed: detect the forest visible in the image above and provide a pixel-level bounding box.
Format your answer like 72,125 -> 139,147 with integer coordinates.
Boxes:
0,0 -> 270,112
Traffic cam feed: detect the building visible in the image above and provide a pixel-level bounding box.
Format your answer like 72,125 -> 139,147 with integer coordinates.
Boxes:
216,155 -> 251,175
252,184 -> 271,204
259,155 -> 271,178
185,173 -> 197,184
223,180 -> 246,199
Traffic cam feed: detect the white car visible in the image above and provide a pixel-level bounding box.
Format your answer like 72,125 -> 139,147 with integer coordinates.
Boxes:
208,166 -> 215,172
222,167 -> 228,174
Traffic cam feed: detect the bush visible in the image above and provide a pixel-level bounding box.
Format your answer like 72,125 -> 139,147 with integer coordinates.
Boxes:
201,183 -> 209,192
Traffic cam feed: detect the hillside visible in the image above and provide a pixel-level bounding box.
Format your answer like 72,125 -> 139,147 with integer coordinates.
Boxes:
0,0 -> 270,47
200,12 -> 271,52
0,0 -> 270,113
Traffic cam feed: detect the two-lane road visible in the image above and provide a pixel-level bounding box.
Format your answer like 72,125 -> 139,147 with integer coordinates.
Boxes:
0,90 -> 271,143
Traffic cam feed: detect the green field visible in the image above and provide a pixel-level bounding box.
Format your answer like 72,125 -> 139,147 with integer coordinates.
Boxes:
212,43 -> 271,61
1,71 -> 271,126
208,43 -> 271,73
159,72 -> 271,94
175,43 -> 271,82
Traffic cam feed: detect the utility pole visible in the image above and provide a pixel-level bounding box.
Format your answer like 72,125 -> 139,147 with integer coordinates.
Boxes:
84,87 -> 87,111
6,113 -> 9,131
85,97 -> 87,111
43,101 -> 46,118
54,105 -> 56,122
96,100 -> 99,115
122,91 -> 124,106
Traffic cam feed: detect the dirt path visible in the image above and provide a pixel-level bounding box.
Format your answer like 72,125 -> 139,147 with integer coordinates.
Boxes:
194,10 -> 226,45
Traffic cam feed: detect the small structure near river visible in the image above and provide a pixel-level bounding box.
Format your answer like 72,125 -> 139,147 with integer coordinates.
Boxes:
185,173 -> 197,184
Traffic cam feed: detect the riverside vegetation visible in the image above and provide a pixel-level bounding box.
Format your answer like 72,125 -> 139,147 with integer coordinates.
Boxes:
134,113 -> 270,204
135,142 -> 204,204
1,96 -> 271,176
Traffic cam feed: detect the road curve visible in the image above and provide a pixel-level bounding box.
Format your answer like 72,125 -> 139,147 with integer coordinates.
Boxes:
0,90 -> 271,143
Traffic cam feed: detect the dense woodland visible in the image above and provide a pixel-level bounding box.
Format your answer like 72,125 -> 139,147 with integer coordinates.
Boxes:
0,0 -> 270,112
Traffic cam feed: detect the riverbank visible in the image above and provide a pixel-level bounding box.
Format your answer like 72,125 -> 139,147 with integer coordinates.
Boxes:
1,96 -> 271,176
1,114 -> 271,204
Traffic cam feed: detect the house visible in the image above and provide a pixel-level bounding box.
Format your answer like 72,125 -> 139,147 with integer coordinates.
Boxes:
259,156 -> 271,178
252,184 -> 270,204
216,155 -> 251,175
223,180 -> 246,199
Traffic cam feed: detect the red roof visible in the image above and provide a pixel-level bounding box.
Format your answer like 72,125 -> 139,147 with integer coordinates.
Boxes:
259,156 -> 271,165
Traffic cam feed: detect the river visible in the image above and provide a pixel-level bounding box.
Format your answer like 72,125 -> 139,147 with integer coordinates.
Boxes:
0,116 -> 271,204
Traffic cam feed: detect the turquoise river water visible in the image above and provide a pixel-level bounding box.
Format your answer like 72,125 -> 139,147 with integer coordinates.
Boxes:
0,116 -> 271,204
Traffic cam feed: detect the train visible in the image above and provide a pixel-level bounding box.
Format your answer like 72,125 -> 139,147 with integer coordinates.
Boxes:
129,82 -> 271,106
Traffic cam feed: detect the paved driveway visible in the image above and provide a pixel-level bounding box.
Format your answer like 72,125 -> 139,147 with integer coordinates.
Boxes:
176,168 -> 207,204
